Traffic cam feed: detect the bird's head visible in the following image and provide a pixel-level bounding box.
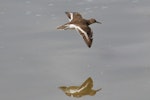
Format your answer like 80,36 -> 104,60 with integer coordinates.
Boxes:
89,18 -> 102,24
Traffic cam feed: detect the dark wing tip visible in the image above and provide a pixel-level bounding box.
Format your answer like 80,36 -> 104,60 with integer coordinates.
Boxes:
87,77 -> 93,82
88,39 -> 93,48
84,37 -> 93,48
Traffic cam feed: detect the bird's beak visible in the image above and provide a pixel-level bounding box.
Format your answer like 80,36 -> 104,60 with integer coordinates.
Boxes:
96,21 -> 102,24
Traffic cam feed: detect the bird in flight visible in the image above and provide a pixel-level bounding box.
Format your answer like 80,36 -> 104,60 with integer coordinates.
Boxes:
59,77 -> 102,98
57,12 -> 101,48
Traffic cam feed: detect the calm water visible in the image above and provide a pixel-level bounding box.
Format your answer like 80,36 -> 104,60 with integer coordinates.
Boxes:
0,0 -> 150,100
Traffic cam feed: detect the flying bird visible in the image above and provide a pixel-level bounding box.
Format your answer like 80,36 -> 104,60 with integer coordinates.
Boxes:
57,12 -> 101,48
59,77 -> 102,98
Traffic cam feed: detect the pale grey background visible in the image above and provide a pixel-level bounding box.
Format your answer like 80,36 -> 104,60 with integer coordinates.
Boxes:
0,0 -> 150,100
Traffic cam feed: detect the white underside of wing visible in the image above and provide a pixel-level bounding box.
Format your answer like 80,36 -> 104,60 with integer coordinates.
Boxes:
78,82 -> 88,92
67,86 -> 86,94
68,24 -> 90,42
68,89 -> 79,94
65,88 -> 79,94
67,83 -> 88,94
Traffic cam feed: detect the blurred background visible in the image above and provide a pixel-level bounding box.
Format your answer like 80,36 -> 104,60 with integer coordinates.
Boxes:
0,0 -> 150,100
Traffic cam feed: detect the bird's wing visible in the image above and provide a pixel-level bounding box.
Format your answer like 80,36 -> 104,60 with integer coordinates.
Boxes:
65,12 -> 82,22
75,25 -> 93,48
77,77 -> 93,93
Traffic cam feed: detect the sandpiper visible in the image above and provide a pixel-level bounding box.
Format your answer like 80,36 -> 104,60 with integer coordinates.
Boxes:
59,77 -> 102,98
57,12 -> 101,48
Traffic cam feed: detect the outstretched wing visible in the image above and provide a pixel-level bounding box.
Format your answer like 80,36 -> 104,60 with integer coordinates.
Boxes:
75,25 -> 93,48
65,12 -> 82,22
78,77 -> 93,93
